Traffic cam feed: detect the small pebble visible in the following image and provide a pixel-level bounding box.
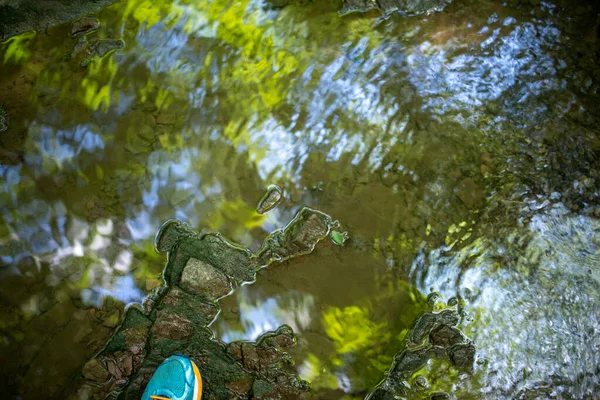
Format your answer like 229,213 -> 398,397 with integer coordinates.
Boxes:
257,185 -> 283,214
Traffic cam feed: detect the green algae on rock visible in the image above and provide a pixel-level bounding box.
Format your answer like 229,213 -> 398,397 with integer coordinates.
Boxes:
71,207 -> 340,399
330,230 -> 348,246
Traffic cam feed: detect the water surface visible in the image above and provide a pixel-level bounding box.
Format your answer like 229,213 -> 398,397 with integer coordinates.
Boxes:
1,0 -> 599,397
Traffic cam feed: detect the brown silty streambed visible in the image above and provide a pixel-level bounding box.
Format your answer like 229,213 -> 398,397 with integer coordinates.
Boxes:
1,0 -> 600,398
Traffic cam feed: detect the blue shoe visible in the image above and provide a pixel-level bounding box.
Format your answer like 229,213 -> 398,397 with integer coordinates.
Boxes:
142,355 -> 203,400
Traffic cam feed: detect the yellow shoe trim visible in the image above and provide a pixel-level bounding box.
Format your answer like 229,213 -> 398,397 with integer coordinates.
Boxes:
191,360 -> 203,400
150,396 -> 171,400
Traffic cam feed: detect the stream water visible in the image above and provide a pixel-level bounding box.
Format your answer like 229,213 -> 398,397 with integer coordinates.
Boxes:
1,0 -> 599,398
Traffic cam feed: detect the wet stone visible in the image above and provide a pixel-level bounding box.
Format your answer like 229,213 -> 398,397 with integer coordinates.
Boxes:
448,342 -> 476,370
447,296 -> 458,307
70,36 -> 89,58
256,325 -> 296,349
225,375 -> 254,397
103,310 -> 120,328
254,207 -> 332,264
340,0 -> 447,15
390,347 -> 430,378
252,379 -> 274,399
151,310 -> 194,341
409,309 -> 460,346
427,292 -> 442,305
227,342 -> 281,378
81,39 -> 125,67
366,385 -> 405,400
366,303 -> 474,399
252,375 -> 310,400
178,233 -> 256,284
155,112 -> 177,125
71,17 -> 100,37
122,355 -> 133,376
125,132 -> 153,155
456,177 -> 485,209
71,207 -> 336,399
82,358 -> 110,383
429,325 -> 466,348
256,184 -> 283,214
226,327 -> 299,381
515,385 -> 555,400
106,359 -> 122,380
120,326 -> 150,349
413,375 -> 429,389
179,257 -> 231,301
340,0 -> 377,15
430,392 -> 451,400
154,219 -> 195,254
160,287 -> 219,324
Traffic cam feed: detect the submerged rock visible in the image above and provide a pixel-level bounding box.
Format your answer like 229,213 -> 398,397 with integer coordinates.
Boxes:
226,325 -> 297,379
367,300 -> 477,399
71,16 -> 99,37
366,381 -> 406,399
0,106 -> 8,132
390,347 -> 436,379
82,358 -> 110,383
254,207 -> 334,265
448,342 -> 476,370
256,184 -> 283,214
0,0 -> 116,40
80,38 -> 125,67
430,392 -> 452,400
340,0 -> 448,16
429,324 -> 466,348
413,374 -> 429,389
408,309 -> 460,346
256,324 -> 296,349
70,36 -> 89,58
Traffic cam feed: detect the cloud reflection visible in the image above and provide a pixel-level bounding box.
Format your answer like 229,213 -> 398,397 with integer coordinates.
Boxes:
216,286 -> 315,342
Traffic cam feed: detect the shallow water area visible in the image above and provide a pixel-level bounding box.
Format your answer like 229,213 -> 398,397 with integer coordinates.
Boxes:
1,0 -> 600,398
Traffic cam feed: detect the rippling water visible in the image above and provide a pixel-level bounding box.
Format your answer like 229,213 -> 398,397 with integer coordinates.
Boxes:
1,0 -> 599,398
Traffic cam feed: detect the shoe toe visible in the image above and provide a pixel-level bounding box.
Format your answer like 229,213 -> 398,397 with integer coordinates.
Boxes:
142,355 -> 196,400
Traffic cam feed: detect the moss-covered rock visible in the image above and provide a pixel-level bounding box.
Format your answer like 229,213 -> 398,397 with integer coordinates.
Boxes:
69,207 -> 338,399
